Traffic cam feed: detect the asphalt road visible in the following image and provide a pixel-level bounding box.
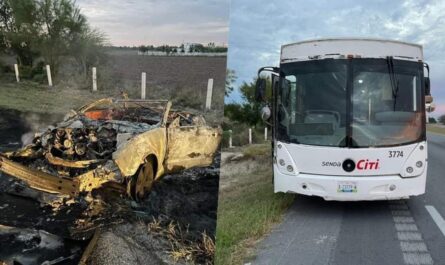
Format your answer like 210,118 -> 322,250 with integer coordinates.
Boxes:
253,133 -> 445,265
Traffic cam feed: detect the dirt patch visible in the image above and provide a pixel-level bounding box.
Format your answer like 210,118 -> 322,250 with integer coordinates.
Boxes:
219,151 -> 270,193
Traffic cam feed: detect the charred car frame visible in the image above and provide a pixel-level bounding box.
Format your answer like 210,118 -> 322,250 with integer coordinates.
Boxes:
0,98 -> 221,200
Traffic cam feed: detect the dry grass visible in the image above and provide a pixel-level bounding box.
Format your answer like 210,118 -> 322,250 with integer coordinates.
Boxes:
147,217 -> 215,264
0,53 -> 226,118
242,143 -> 272,159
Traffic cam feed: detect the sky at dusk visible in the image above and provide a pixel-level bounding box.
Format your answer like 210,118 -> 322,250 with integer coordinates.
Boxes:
226,0 -> 445,117
77,0 -> 230,47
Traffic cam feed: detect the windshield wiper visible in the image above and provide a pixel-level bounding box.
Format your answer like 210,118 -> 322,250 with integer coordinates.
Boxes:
386,56 -> 399,111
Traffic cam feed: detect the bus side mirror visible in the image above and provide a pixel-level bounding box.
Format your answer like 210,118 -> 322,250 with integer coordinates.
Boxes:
260,105 -> 271,121
425,77 -> 431,96
426,103 -> 435,113
425,95 -> 433,104
255,78 -> 267,102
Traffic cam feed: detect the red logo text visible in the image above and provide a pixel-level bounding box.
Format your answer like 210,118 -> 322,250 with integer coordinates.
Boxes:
357,159 -> 380,170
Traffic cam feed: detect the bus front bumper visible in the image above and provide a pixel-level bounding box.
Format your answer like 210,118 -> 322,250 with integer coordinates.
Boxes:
274,167 -> 427,201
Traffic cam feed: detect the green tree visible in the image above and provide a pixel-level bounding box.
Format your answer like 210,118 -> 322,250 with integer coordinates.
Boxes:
428,117 -> 437,124
70,27 -> 107,78
138,45 -> 148,53
0,0 -> 40,66
225,76 -> 272,126
0,0 -> 106,79
439,115 -> 445,125
225,68 -> 236,97
37,0 -> 89,74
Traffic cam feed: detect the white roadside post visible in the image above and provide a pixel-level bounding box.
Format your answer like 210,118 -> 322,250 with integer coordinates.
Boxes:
46,65 -> 53,87
141,72 -> 146,99
265,127 -> 268,141
92,67 -> 97,92
205,78 -> 214,110
229,130 -> 233,148
249,128 -> 252,145
14,64 -> 19,82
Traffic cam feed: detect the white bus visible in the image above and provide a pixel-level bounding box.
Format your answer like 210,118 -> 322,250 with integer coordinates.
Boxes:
255,38 -> 434,201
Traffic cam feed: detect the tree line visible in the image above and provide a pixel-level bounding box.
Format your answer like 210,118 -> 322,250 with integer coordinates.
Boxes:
138,43 -> 228,55
224,69 -> 270,127
0,0 -> 106,80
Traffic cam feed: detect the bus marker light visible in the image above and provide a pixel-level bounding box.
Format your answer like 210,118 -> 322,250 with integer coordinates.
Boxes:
287,165 -> 293,172
279,159 -> 285,166
416,161 -> 423,168
406,167 -> 414,173
390,184 -> 396,191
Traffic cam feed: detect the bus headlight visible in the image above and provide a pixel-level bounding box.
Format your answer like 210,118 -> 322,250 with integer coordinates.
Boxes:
276,142 -> 299,176
401,142 -> 427,178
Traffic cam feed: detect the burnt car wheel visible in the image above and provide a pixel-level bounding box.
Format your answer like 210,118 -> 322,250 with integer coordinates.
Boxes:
128,158 -> 155,201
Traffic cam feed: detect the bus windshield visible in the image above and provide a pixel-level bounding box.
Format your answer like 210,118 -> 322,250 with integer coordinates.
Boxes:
277,58 -> 424,148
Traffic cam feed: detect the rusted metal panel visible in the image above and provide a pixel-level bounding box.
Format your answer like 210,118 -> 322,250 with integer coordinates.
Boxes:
75,163 -> 123,193
113,128 -> 167,179
0,156 -> 79,196
165,125 -> 222,172
45,153 -> 102,168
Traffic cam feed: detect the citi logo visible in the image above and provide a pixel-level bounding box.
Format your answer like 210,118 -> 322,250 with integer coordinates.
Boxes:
357,159 -> 380,170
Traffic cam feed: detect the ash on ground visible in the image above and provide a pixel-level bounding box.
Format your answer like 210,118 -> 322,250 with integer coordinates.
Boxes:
0,155 -> 220,265
0,108 -> 220,265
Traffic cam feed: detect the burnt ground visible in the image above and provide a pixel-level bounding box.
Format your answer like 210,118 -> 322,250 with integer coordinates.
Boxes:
0,109 -> 220,265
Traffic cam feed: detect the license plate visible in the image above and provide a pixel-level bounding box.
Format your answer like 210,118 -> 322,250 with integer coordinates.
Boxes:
337,182 -> 357,193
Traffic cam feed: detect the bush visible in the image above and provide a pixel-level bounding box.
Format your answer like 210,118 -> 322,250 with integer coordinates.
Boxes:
32,73 -> 46,83
31,61 -> 45,76
428,117 -> 437,124
439,115 -> 445,125
18,65 -> 33,79
15,62 -> 46,82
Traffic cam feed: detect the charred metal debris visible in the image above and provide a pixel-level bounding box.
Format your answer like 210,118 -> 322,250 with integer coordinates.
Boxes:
0,97 -> 222,200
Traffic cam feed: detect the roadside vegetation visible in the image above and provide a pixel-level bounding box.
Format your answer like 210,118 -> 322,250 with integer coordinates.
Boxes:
216,73 -> 294,264
137,42 -> 228,55
0,1 -> 226,122
215,144 -> 294,264
427,124 -> 445,135
426,116 -> 445,135
0,0 -> 106,81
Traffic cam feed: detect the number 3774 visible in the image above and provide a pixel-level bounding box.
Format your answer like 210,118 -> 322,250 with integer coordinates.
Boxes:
389,151 -> 404,158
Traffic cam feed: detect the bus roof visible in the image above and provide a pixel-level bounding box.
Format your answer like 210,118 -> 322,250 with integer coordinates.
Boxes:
281,38 -> 423,63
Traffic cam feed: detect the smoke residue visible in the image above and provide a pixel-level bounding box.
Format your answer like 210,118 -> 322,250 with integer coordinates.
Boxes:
19,112 -> 65,147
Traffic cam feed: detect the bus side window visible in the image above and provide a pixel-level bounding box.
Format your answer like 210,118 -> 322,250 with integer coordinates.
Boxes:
286,76 -> 297,124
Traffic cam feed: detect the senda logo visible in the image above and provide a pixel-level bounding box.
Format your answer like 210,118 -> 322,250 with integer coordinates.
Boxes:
357,159 -> 380,170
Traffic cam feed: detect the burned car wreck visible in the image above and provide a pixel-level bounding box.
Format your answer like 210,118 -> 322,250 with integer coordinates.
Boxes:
0,98 -> 221,200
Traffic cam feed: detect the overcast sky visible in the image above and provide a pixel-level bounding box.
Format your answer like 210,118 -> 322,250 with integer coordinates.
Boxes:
226,0 -> 445,117
77,0 -> 230,46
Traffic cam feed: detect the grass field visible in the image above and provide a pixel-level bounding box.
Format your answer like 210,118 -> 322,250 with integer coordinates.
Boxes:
215,144 -> 294,265
0,81 -> 113,115
427,124 -> 445,135
0,53 -> 226,124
